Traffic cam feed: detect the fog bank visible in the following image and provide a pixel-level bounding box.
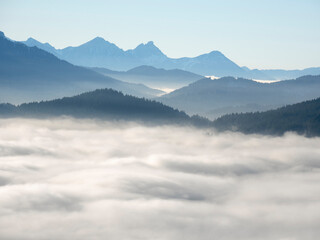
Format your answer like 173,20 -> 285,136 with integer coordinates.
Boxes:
0,118 -> 319,240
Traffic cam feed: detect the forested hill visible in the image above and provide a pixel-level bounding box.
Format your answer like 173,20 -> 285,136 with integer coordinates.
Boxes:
213,98 -> 320,137
0,88 -> 211,127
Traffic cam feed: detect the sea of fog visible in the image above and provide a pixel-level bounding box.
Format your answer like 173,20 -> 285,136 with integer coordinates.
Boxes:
0,118 -> 319,240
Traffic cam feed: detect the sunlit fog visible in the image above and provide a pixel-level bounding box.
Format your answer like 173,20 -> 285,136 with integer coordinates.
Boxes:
0,118 -> 319,240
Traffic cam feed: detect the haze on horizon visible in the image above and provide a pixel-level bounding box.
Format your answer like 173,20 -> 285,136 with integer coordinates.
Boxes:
0,0 -> 319,70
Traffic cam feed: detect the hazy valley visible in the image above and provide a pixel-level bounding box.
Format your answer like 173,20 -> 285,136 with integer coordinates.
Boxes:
0,1 -> 319,238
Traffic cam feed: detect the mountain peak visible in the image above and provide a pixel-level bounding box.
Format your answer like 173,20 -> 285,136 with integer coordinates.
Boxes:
0,31 -> 5,38
136,41 -> 155,47
22,37 -> 57,54
92,36 -> 106,41
86,36 -> 109,45
208,50 -> 224,56
133,41 -> 165,57
83,37 -> 122,50
25,37 -> 40,44
146,41 -> 155,46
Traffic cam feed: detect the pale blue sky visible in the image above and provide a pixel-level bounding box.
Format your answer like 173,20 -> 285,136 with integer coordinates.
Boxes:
0,0 -> 319,69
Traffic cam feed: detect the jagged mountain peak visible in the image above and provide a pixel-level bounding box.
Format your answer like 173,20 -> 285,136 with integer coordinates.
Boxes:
136,41 -> 156,47
132,41 -> 165,57
26,37 -> 38,42
146,41 -> 155,46
23,37 -> 57,54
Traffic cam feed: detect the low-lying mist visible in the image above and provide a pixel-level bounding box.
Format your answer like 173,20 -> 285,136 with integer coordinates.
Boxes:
0,118 -> 319,240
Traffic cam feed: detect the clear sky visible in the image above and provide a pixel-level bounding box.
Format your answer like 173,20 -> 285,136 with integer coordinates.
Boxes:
0,0 -> 319,69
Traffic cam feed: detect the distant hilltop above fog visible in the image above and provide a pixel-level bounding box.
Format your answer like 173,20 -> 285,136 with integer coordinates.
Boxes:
19,32 -> 320,80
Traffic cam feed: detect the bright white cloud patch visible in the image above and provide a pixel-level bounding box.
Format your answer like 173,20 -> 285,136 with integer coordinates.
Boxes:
0,118 -> 319,240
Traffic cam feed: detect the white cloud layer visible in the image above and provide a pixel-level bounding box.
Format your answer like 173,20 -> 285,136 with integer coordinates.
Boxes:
0,118 -> 319,240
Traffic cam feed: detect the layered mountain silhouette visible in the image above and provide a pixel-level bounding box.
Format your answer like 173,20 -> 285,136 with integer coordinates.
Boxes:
158,75 -> 320,119
22,36 -> 320,80
0,88 -> 211,127
3,30 -> 320,136
1,87 -> 318,136
90,65 -> 203,89
22,36 -> 271,79
213,97 -> 320,137
0,32 -> 163,104
259,67 -> 320,80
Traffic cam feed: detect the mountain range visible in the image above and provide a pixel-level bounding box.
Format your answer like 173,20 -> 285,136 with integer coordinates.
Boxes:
1,30 -> 320,136
22,36 -> 320,80
23,37 -> 253,77
0,31 -> 163,104
158,75 -> 320,119
257,67 -> 320,80
90,65 -> 203,90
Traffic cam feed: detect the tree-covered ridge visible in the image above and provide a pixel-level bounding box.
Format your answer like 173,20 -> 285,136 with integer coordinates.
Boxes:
0,88 -> 211,127
1,87 -> 319,136
213,98 -> 320,137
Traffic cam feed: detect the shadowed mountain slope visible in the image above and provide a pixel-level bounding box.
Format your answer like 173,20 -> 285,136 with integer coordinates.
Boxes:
91,65 -> 203,89
0,32 -> 163,104
158,75 -> 320,119
213,98 -> 320,137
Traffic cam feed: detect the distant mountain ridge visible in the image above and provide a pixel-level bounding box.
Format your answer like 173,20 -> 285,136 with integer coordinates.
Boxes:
23,36 -> 320,80
90,65 -> 203,89
22,36 -> 270,79
0,31 -> 163,104
23,37 -> 168,71
158,75 -> 320,119
259,67 -> 320,80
